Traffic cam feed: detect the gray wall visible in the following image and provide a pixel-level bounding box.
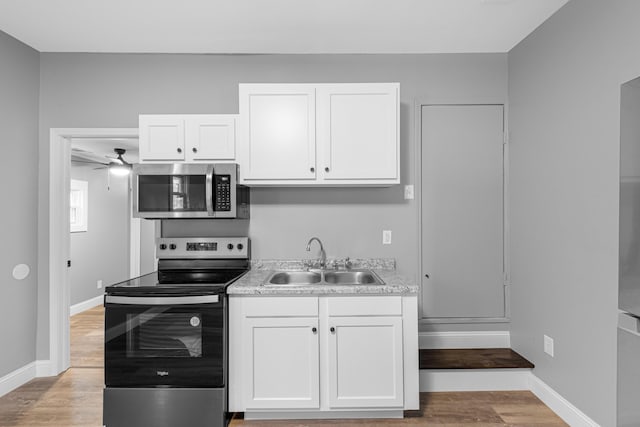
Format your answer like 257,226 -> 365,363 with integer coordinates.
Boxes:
37,53 -> 507,358
140,219 -> 157,276
0,31 -> 39,377
69,165 -> 130,306
508,0 -> 640,424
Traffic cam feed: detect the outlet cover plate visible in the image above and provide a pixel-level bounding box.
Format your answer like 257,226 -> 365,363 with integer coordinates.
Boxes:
404,185 -> 414,200
544,334 -> 554,357
383,230 -> 392,245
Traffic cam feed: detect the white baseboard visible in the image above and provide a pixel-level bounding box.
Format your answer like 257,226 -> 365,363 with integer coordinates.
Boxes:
528,374 -> 600,427
35,360 -> 54,377
0,362 -> 36,398
70,295 -> 103,316
419,368 -> 600,427
245,410 -> 403,420
419,331 -> 510,349
420,369 -> 530,392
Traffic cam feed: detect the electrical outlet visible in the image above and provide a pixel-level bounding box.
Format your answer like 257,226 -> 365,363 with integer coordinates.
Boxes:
382,230 -> 392,245
404,185 -> 414,200
544,334 -> 554,357
97,280 -> 103,289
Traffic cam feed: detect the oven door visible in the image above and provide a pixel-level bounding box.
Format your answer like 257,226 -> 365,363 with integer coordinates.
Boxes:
104,294 -> 225,388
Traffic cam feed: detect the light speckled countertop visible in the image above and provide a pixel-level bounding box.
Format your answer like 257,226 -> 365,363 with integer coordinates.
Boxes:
227,259 -> 418,295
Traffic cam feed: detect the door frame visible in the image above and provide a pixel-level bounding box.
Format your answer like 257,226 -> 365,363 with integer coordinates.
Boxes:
415,101 -> 511,324
48,127 -> 139,375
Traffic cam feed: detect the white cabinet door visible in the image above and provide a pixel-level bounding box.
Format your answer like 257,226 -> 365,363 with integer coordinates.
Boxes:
186,115 -> 236,161
243,317 -> 320,409
239,84 -> 316,181
326,316 -> 404,408
139,115 -> 185,161
317,84 -> 399,183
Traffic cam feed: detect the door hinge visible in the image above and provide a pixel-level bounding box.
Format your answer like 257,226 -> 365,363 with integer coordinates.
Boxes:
503,271 -> 510,286
503,131 -> 509,146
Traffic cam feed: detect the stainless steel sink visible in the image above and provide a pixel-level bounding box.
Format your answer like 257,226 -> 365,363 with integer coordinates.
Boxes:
266,271 -> 322,285
323,270 -> 383,285
265,269 -> 384,286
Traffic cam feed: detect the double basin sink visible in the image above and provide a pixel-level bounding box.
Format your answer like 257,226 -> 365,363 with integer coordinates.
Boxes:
265,269 -> 384,286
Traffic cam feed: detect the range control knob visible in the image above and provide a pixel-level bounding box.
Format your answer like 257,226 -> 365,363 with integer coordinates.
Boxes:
227,243 -> 234,250
159,244 -> 167,250
169,244 -> 177,250
237,243 -> 244,251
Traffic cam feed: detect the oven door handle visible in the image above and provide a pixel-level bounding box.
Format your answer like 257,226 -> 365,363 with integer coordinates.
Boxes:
105,295 -> 220,305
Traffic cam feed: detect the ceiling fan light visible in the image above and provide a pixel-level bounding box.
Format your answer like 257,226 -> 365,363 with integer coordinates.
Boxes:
109,163 -> 132,176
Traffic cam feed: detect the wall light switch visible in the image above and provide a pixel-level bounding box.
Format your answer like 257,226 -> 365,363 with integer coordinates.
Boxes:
97,280 -> 103,289
544,334 -> 554,357
383,230 -> 392,245
404,185 -> 414,200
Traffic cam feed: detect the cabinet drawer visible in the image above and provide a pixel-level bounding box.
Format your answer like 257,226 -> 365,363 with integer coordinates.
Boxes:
327,296 -> 402,317
243,296 -> 318,317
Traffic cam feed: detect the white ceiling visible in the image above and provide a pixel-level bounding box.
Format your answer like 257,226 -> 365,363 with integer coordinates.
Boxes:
0,0 -> 568,54
71,138 -> 139,165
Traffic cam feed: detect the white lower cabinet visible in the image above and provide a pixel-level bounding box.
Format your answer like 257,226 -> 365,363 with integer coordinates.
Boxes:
327,316 -> 404,408
243,316 -> 320,409
228,294 -> 418,417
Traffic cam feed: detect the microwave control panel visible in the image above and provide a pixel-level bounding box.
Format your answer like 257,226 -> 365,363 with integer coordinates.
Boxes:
214,175 -> 231,211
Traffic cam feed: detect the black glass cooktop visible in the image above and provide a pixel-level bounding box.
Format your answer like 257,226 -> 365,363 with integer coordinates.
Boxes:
105,269 -> 248,296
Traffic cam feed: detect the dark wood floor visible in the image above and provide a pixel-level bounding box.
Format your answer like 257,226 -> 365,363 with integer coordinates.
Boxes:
0,306 -> 566,427
420,348 -> 534,370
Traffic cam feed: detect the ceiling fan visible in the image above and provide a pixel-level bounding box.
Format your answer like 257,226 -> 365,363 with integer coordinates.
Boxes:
71,148 -> 133,176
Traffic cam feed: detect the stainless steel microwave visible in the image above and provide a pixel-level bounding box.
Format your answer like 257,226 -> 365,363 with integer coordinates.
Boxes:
132,163 -> 249,219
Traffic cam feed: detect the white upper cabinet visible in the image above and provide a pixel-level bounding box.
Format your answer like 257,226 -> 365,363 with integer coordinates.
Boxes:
317,84 -> 399,182
139,115 -> 186,161
238,84 -> 316,181
187,114 -> 236,161
238,83 -> 400,186
139,114 -> 237,163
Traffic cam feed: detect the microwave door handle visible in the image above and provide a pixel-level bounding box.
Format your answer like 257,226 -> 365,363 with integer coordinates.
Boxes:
206,164 -> 215,216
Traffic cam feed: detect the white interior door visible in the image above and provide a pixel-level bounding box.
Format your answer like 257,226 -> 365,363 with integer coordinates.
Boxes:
421,104 -> 505,319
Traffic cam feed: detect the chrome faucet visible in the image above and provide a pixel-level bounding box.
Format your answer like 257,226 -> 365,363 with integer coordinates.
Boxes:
306,237 -> 326,269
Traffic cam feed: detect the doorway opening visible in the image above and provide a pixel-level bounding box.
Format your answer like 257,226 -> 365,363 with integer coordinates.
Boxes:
48,128 -> 154,375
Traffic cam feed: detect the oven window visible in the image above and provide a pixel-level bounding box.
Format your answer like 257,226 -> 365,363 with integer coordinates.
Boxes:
127,311 -> 203,358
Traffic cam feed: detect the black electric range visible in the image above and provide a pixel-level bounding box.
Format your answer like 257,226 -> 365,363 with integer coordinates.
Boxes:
103,237 -> 249,427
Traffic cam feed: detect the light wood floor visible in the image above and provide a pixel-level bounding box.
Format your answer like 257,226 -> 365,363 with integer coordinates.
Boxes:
0,306 -> 567,426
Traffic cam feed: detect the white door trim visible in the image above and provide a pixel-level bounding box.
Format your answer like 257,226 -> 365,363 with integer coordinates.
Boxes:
48,127 -> 139,376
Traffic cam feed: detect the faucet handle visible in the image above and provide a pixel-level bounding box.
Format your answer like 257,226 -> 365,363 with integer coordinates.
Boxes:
344,257 -> 353,270
331,259 -> 340,270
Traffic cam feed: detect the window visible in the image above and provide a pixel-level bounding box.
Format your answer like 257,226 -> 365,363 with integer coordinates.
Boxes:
70,179 -> 88,232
